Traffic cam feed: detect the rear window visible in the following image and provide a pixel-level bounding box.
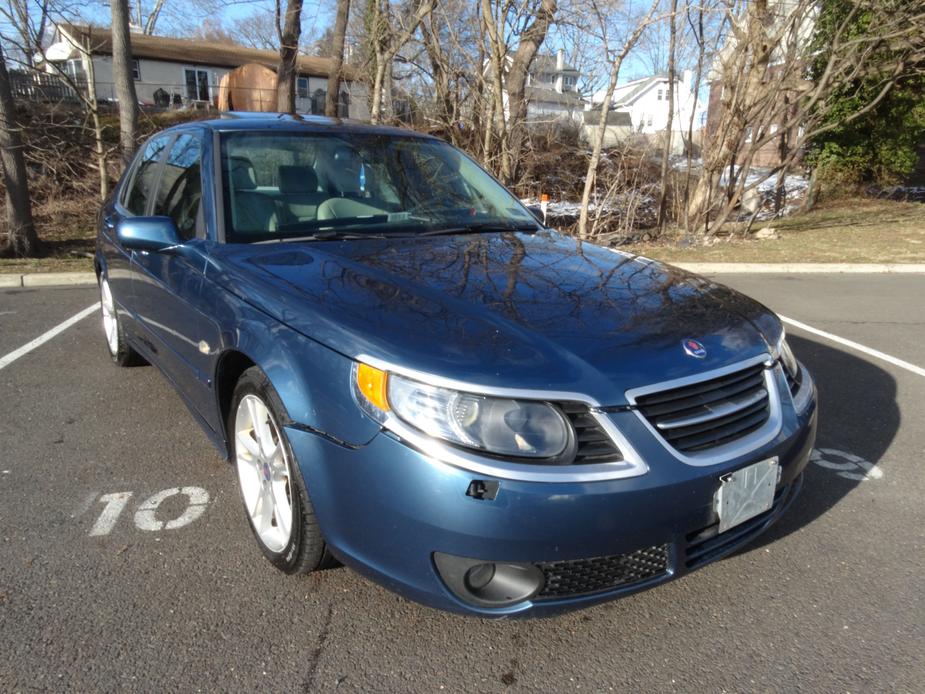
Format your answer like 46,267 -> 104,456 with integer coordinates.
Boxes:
219,131 -> 536,242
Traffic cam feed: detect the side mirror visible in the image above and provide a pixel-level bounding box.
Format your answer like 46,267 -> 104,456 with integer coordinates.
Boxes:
117,216 -> 181,252
526,205 -> 545,224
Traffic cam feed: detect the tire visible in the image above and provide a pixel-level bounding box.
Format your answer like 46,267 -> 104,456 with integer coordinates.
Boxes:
99,276 -> 143,367
229,366 -> 325,574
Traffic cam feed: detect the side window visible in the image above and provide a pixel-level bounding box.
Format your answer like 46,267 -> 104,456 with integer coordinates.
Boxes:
153,133 -> 203,241
125,136 -> 170,215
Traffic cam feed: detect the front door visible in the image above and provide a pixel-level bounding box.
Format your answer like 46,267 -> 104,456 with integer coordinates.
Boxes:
130,131 -> 220,426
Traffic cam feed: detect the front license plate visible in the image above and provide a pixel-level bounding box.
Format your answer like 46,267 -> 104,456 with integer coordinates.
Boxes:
714,457 -> 780,534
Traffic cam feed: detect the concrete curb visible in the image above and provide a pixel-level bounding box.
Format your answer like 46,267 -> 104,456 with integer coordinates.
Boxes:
22,272 -> 97,287
673,263 -> 925,274
0,272 -> 97,288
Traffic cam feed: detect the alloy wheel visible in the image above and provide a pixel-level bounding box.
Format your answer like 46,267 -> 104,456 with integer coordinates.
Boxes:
100,279 -> 119,356
234,394 -> 294,553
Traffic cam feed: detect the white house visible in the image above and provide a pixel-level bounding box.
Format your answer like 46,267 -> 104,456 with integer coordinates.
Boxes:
522,50 -> 585,121
593,71 -> 704,153
41,24 -> 369,120
491,49 -> 585,123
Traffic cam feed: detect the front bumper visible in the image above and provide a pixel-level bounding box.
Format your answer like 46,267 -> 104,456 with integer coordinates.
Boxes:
287,366 -> 818,617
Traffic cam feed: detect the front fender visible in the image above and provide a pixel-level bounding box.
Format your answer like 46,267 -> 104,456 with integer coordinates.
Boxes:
217,298 -> 380,448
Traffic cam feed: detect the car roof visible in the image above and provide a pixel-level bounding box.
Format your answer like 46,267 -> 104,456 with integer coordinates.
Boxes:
166,112 -> 438,139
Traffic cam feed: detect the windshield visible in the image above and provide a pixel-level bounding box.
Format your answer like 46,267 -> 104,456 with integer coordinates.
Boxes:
219,131 -> 539,242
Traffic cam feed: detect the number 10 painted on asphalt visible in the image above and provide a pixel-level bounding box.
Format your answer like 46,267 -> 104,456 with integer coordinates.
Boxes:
89,487 -> 210,536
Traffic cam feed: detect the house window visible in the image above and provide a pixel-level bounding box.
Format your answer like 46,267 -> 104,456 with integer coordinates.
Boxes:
297,77 -> 309,99
132,59 -> 140,80
311,88 -> 326,115
64,58 -> 86,81
646,114 -> 653,126
184,68 -> 210,102
657,88 -> 663,101
564,75 -> 575,88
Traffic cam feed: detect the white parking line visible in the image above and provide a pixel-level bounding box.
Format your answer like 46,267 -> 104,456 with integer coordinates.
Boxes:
0,303 -> 100,371
781,315 -> 925,379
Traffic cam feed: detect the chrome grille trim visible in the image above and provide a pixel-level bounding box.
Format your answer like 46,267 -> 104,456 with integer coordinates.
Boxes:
626,354 -> 783,467
654,387 -> 768,431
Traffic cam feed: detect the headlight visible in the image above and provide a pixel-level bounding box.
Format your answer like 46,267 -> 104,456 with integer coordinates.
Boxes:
354,364 -> 571,459
777,332 -> 799,380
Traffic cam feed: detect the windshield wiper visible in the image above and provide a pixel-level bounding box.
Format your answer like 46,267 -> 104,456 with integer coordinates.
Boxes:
416,222 -> 540,237
274,229 -> 399,242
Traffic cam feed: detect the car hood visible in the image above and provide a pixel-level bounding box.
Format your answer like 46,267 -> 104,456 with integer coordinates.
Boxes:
208,231 -> 779,405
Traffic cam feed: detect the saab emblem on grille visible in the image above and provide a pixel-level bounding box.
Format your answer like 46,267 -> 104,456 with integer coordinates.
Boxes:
682,338 -> 707,358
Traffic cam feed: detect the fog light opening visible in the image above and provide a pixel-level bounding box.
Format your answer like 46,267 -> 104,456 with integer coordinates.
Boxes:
434,553 -> 545,608
464,563 -> 496,591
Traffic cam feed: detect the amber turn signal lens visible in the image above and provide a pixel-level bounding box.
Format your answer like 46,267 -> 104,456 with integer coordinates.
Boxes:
356,363 -> 390,411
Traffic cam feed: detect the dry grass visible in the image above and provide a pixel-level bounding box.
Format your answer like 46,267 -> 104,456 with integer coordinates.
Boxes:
626,199 -> 925,263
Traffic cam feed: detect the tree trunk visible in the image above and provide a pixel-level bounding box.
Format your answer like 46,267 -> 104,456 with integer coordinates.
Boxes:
82,47 -> 110,200
0,44 -> 40,258
370,57 -> 387,123
276,0 -> 304,113
325,0 -> 351,117
501,0 -> 557,184
111,0 -> 139,167
420,14 -> 454,133
656,0 -> 678,232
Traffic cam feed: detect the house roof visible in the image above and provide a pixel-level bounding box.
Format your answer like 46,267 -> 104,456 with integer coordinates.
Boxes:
530,53 -> 579,75
525,85 -> 584,107
56,24 -> 355,80
611,75 -> 668,107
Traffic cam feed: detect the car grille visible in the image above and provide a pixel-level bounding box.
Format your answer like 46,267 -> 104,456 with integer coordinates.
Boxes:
535,544 -> 669,599
559,403 -> 623,464
634,362 -> 771,454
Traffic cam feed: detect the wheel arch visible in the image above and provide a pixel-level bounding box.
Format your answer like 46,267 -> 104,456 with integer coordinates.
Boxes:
212,315 -> 380,459
214,349 -> 259,460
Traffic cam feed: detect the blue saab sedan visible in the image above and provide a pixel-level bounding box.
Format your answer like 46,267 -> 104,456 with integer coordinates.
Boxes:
96,114 -> 817,617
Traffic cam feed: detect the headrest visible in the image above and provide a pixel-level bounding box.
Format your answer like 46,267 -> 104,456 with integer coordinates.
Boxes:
229,156 -> 256,191
278,165 -> 319,195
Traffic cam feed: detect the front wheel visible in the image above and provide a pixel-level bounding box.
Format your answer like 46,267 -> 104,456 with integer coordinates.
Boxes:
100,277 -> 143,367
230,367 -> 325,574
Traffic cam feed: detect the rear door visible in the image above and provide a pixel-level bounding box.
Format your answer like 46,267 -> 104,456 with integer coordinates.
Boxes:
130,129 -> 220,423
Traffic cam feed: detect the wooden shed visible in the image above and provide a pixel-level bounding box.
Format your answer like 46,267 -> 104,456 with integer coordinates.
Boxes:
217,63 -> 277,112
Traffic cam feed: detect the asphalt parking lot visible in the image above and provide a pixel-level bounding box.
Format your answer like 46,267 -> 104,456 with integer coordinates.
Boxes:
1,274 -> 923,692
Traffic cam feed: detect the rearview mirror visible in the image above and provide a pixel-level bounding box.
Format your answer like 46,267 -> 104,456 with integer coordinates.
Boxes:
117,216 -> 181,252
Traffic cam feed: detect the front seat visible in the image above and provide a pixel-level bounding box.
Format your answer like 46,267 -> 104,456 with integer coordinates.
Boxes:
277,165 -> 327,225
228,156 -> 279,233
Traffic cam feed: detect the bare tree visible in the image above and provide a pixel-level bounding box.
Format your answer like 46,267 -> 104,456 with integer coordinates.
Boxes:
480,0 -> 558,183
577,0 -> 660,238
688,0 -> 925,235
367,0 -> 434,124
0,42 -> 39,257
276,0 -> 304,112
655,0 -> 678,231
111,0 -> 139,166
0,0 -> 50,68
326,0 -> 351,117
500,0 -> 557,184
